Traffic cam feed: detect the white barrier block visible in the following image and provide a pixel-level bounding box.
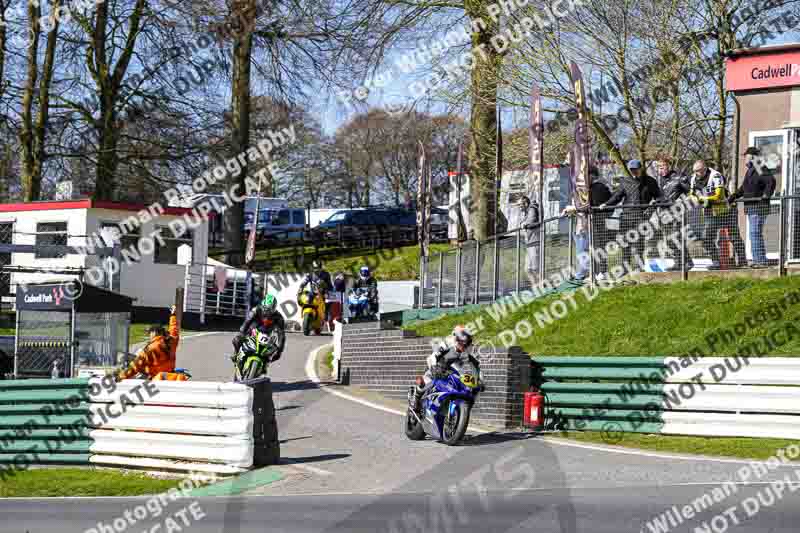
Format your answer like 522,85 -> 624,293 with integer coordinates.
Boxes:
665,357 -> 800,385
662,411 -> 800,440
89,455 -> 249,475
661,383 -> 800,414
89,405 -> 253,436
90,429 -> 253,468
88,378 -> 253,409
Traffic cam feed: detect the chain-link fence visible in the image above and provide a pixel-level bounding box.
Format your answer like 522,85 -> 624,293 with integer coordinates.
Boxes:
419,194 -> 798,308
0,222 -> 12,305
73,312 -> 130,370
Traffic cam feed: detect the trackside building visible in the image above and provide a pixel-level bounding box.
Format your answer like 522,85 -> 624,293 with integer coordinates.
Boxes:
0,199 -> 209,312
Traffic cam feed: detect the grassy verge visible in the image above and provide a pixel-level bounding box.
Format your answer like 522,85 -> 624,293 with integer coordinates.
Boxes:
254,243 -> 450,281
0,468 -> 190,497
553,431 -> 800,461
409,276 -> 800,356
323,346 -> 334,373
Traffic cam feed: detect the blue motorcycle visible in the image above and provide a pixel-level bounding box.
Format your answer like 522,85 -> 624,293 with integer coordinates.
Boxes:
346,288 -> 376,322
404,358 -> 482,445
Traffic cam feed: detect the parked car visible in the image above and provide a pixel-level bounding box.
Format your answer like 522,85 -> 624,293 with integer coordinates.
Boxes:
317,207 -> 447,241
244,208 -> 307,241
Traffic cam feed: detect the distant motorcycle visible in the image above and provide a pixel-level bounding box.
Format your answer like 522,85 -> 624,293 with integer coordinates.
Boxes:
232,329 -> 280,381
404,357 -> 483,445
347,288 -> 376,322
297,280 -> 326,336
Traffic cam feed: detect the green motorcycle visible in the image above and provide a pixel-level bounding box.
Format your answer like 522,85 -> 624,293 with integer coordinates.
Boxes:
232,329 -> 281,381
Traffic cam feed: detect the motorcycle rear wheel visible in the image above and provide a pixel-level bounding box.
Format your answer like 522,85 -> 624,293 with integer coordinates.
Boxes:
441,400 -> 470,445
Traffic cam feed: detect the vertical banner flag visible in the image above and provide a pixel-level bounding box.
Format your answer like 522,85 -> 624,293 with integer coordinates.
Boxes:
570,61 -> 591,209
417,141 -> 430,260
530,85 -> 544,218
455,140 -> 466,242
423,144 -> 433,257
495,109 -> 503,236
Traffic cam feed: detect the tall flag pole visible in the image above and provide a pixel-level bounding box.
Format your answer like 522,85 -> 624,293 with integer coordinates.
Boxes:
530,84 -> 544,220
570,62 -> 592,209
417,141 -> 431,292
456,140 -> 466,242
495,108 -> 503,237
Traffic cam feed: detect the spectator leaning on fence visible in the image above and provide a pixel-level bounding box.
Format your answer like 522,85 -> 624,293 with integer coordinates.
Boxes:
519,195 -> 540,287
729,147 -> 777,269
561,167 -> 603,280
690,160 -> 747,269
654,156 -> 694,271
599,159 -> 662,275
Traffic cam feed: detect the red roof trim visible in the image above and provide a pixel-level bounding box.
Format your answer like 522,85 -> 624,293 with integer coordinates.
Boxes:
0,198 -> 200,216
0,199 -> 92,213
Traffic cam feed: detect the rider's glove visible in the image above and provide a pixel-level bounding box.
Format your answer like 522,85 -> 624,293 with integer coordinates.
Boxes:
232,333 -> 244,351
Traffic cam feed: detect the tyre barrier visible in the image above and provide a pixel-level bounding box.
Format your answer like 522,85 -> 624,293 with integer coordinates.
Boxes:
536,356 -> 800,439
0,377 -> 279,477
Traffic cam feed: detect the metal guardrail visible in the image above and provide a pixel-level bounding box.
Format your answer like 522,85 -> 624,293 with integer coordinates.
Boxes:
421,194 -> 800,308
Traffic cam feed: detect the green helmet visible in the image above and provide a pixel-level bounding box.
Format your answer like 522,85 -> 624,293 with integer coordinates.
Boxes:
260,294 -> 277,313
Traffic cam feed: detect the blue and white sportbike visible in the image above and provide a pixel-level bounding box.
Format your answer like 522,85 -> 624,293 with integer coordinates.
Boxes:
347,288 -> 375,322
404,357 -> 482,445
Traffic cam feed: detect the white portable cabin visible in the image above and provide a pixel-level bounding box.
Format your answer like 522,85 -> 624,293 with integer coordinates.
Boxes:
0,199 -> 209,311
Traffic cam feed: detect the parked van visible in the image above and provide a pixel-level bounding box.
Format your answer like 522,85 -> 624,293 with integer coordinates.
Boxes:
247,208 -> 307,241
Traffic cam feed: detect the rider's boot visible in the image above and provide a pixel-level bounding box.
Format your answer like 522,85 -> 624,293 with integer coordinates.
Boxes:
410,376 -> 425,415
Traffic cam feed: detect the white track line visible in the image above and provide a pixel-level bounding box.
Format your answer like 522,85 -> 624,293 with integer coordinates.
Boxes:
305,344 -> 800,466
281,462 -> 334,477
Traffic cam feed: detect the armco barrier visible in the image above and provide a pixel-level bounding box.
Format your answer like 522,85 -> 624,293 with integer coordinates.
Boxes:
0,378 -> 92,466
536,356 -> 800,439
0,377 -> 279,475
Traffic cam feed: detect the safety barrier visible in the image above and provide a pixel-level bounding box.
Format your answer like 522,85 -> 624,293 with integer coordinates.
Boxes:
88,378 -> 257,474
0,378 -> 93,467
537,356 -> 800,439
0,377 -> 279,475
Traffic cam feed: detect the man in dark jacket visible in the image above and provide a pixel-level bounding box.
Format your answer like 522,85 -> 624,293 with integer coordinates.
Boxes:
655,157 -> 693,271
354,266 -> 379,314
600,159 -> 662,274
729,147 -> 777,268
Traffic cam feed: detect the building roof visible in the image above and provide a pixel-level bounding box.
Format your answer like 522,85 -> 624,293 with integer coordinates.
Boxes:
727,42 -> 800,58
0,198 -> 194,216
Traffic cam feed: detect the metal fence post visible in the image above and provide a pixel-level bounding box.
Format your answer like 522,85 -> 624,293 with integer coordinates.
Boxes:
779,194 -> 787,277
437,253 -> 444,308
515,228 -> 522,295
183,263 -> 191,311
539,221 -> 546,286
682,206 -> 689,282
568,216 -> 575,275
419,253 -> 425,308
492,237 -> 499,302
474,241 -> 481,305
200,262 -> 207,325
588,210 -> 595,287
455,246 -> 462,307
13,309 -> 19,378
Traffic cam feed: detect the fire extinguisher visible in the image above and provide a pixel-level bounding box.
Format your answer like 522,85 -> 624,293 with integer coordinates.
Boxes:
524,387 -> 545,430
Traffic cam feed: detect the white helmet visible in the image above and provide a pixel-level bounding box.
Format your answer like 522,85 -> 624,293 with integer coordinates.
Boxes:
452,325 -> 473,349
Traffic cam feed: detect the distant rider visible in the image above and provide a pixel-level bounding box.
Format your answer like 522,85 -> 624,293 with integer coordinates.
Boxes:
353,266 -> 378,315
299,260 -> 332,318
410,325 -> 480,415
233,295 -> 286,362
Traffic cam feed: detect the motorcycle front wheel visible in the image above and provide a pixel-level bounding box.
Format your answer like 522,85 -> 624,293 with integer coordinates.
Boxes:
441,400 -> 470,445
243,359 -> 263,380
302,314 -> 313,336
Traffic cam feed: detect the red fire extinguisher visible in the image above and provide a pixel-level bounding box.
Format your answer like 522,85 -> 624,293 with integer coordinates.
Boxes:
524,388 -> 545,430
